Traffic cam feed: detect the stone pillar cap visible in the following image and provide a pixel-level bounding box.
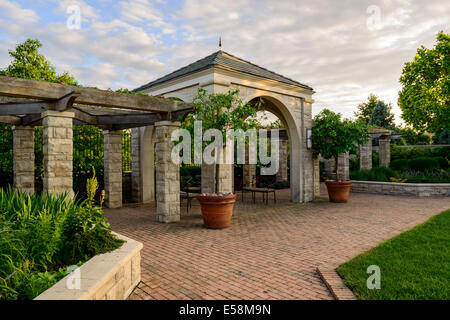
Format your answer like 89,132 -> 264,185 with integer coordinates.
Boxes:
41,110 -> 75,118
155,120 -> 181,127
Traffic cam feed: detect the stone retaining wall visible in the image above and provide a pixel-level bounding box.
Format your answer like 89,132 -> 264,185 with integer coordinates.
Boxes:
351,180 -> 450,197
35,233 -> 142,300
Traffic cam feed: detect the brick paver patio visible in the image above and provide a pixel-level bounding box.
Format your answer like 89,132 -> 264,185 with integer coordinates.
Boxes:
104,185 -> 450,300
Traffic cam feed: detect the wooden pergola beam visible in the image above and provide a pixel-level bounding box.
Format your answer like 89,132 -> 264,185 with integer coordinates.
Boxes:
0,76 -> 190,113
72,106 -> 98,125
0,91 -> 77,115
97,113 -> 159,125
0,115 -> 21,125
0,100 -> 50,115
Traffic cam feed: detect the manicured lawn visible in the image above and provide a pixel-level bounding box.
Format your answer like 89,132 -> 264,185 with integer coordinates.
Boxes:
336,209 -> 450,300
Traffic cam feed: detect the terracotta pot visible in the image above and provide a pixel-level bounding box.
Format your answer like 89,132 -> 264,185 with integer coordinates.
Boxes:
325,180 -> 352,203
197,193 -> 237,229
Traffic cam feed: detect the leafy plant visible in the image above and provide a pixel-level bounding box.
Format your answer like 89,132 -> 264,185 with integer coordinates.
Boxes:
394,127 -> 431,145
3,38 -> 77,85
368,101 -> 395,130
350,166 -> 397,182
312,109 -> 369,181
408,157 -> 440,171
182,88 -> 262,193
354,94 -> 379,124
0,171 -> 123,300
398,31 -> 449,136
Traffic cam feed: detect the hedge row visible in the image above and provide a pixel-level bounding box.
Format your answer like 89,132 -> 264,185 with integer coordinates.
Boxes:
391,145 -> 450,161
391,156 -> 449,172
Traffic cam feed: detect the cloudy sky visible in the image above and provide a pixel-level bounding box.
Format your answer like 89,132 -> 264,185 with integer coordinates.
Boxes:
0,0 -> 448,123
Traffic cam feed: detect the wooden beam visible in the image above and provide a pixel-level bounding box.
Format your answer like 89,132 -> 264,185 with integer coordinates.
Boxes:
0,115 -> 21,125
97,113 -> 159,125
0,100 -> 50,115
21,114 -> 41,126
72,106 -> 98,125
0,91 -> 77,115
53,91 -> 78,111
0,76 -> 190,113
20,115 -> 112,129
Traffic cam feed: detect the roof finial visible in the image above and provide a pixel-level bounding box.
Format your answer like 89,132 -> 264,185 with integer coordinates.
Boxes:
219,36 -> 222,50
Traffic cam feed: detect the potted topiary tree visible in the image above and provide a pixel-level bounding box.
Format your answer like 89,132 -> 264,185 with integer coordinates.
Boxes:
311,109 -> 369,203
182,88 -> 261,228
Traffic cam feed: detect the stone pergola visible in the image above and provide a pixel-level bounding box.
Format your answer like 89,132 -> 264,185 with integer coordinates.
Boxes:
359,127 -> 392,170
0,76 -> 192,224
322,127 -> 393,179
134,50 -> 318,204
1,50 -> 320,223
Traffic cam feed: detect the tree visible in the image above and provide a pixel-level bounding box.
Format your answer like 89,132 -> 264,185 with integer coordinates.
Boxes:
368,101 -> 395,129
312,109 -> 369,181
354,94 -> 379,124
182,88 -> 261,193
3,38 -> 77,85
262,118 -> 283,129
398,31 -> 449,136
395,127 -> 431,145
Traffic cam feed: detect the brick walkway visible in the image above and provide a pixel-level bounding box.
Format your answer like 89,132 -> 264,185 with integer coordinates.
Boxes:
104,185 -> 450,300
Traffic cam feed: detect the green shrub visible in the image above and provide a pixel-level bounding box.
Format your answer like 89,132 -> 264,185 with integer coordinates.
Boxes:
409,157 -> 440,171
180,165 -> 201,177
390,159 -> 410,171
350,167 -> 450,183
391,145 -> 450,162
435,157 -> 449,170
372,153 -> 379,167
350,166 -> 398,182
431,147 -> 450,160
401,170 -> 450,183
349,156 -> 359,171
0,171 -> 123,300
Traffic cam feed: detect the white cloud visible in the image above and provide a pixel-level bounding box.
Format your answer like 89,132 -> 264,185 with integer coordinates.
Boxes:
174,0 -> 450,124
0,0 -> 38,23
54,0 -> 99,22
119,0 -> 176,34
0,0 -> 448,125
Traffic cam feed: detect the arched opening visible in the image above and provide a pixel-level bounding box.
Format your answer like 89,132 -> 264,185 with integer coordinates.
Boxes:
244,95 -> 303,203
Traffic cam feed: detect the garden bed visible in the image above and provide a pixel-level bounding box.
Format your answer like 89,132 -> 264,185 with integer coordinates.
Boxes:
351,180 -> 450,197
35,232 -> 142,300
0,172 -> 125,300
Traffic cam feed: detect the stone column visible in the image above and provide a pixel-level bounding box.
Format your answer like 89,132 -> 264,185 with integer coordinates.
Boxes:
324,157 -> 335,179
131,128 -> 141,202
42,111 -> 74,197
201,162 -> 216,193
104,130 -> 122,208
201,146 -> 233,194
243,164 -> 256,188
12,126 -> 35,193
337,152 -> 349,181
243,144 -> 256,187
217,163 -> 233,193
359,140 -> 372,171
379,137 -> 391,167
155,121 -> 180,223
302,99 -> 314,202
313,157 -> 320,198
276,139 -> 288,183
131,126 -> 155,203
